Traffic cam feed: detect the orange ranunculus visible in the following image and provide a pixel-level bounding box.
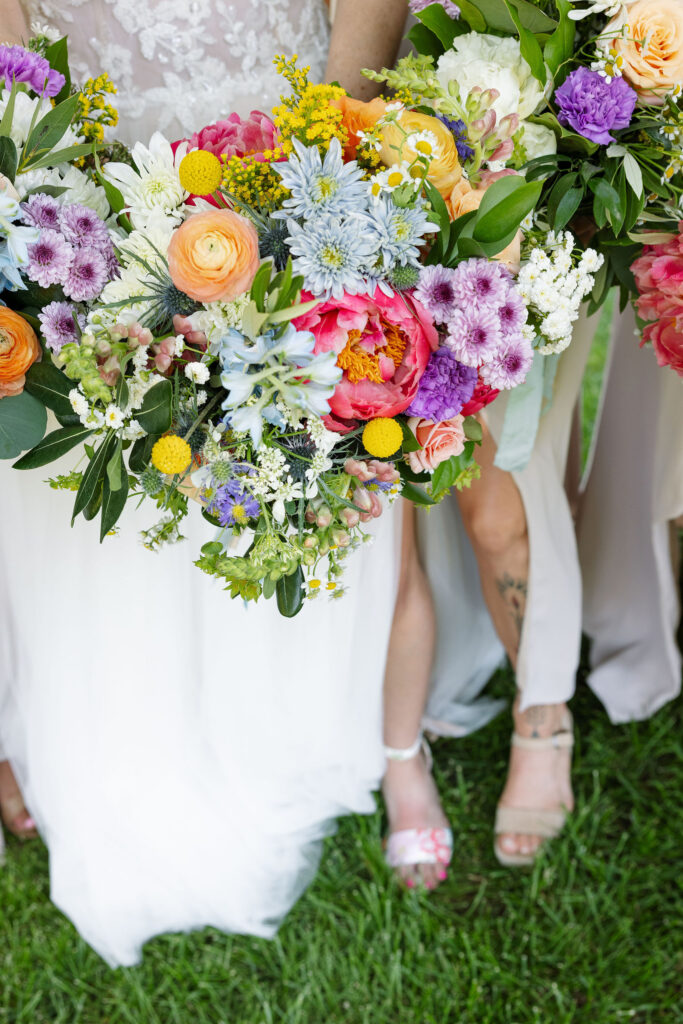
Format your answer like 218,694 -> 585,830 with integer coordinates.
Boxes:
0,308 -> 41,399
332,95 -> 387,160
380,110 -> 461,198
605,0 -> 683,105
167,209 -> 260,303
446,170 -> 522,271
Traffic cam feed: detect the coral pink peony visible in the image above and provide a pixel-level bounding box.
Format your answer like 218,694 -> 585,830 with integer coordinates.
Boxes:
633,227 -> 683,374
294,290 -> 438,430
406,416 -> 466,473
642,315 -> 683,375
176,111 -> 279,162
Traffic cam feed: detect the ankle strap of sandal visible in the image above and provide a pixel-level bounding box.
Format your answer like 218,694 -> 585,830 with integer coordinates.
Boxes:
511,729 -> 574,751
384,733 -> 424,762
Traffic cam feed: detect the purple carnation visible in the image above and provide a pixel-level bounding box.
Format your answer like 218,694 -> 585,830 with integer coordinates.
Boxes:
0,44 -> 65,97
409,0 -> 460,17
480,336 -> 533,390
21,193 -> 61,230
445,305 -> 502,367
414,264 -> 457,324
63,248 -> 109,301
555,68 -> 637,146
452,257 -> 510,308
59,203 -> 110,248
210,479 -> 260,527
498,285 -> 528,336
406,347 -> 477,420
26,229 -> 73,287
38,301 -> 81,353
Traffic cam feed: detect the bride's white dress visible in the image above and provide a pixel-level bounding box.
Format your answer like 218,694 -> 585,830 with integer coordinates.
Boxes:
0,0 -> 402,967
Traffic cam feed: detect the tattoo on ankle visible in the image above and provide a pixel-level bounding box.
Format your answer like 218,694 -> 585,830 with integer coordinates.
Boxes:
495,572 -> 528,642
524,704 -> 547,739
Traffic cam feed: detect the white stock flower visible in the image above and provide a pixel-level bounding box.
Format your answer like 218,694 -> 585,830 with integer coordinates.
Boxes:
104,132 -> 188,229
436,34 -> 546,121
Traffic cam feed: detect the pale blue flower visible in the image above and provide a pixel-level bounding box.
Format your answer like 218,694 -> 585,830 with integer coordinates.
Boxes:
0,193 -> 39,291
286,213 -> 376,299
365,197 -> 434,269
274,137 -> 367,221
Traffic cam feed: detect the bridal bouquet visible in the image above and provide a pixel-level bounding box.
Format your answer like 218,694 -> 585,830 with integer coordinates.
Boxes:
0,38 -> 598,614
401,0 -> 683,376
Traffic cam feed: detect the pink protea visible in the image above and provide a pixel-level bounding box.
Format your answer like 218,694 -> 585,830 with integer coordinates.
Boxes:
293,290 -> 438,431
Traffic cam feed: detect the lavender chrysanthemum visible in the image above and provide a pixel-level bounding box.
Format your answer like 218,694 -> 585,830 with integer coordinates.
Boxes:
409,0 -> 460,17
0,44 -> 65,97
452,257 -> 510,308
445,305 -> 502,367
436,113 -> 474,163
555,68 -> 636,146
26,229 -> 73,287
498,286 -> 528,336
21,193 -> 61,231
210,479 -> 260,528
64,248 -> 108,301
414,264 -> 458,324
480,336 -> 533,390
406,347 -> 477,419
59,203 -> 110,247
38,301 -> 80,353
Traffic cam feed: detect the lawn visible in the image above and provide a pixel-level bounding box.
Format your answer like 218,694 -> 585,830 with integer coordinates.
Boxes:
1,308 -> 681,1024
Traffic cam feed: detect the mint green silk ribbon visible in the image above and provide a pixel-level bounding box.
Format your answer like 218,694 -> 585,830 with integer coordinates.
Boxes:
493,353 -> 560,473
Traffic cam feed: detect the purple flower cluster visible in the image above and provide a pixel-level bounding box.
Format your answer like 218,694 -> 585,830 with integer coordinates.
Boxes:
555,67 -> 637,146
409,0 -> 460,17
38,301 -> 83,353
21,194 -> 117,304
406,347 -> 477,419
0,44 -> 65,98
437,114 -> 473,163
415,260 -> 533,391
210,480 -> 260,528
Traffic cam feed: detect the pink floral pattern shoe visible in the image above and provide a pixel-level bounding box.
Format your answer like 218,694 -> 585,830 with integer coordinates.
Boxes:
383,734 -> 453,877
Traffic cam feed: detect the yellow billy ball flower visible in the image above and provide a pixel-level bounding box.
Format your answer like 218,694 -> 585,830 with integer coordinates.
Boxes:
178,150 -> 224,196
362,417 -> 403,459
151,435 -> 192,476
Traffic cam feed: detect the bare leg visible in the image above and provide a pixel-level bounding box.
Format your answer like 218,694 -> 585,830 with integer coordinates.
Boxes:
0,760 -> 37,839
456,422 -> 573,860
382,502 -> 449,889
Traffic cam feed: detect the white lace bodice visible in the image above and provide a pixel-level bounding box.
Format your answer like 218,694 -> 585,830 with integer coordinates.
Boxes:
22,0 -> 330,143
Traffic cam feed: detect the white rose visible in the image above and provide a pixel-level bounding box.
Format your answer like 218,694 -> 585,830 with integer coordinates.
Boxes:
436,33 -> 546,122
520,121 -> 557,161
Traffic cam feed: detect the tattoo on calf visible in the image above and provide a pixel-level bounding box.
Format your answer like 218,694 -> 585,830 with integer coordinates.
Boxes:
495,572 -> 528,646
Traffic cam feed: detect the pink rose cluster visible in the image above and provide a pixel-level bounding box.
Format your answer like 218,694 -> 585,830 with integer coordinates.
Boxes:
632,229 -> 683,376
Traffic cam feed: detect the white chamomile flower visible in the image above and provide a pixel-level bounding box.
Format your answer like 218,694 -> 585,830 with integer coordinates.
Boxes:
104,404 -> 125,430
69,389 -> 89,417
406,130 -> 441,160
185,362 -> 210,385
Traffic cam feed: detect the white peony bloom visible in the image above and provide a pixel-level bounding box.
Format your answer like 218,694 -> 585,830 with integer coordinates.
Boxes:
436,34 -> 546,122
520,121 -> 557,161
103,133 -> 188,229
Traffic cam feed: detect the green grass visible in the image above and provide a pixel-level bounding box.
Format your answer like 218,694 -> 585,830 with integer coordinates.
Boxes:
1,316 -> 681,1024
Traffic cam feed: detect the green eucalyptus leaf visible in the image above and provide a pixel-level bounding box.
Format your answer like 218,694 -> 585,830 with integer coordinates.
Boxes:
12,422 -> 92,469
136,379 -> 173,435
0,391 -> 48,460
20,94 -> 80,169
100,461 -> 129,540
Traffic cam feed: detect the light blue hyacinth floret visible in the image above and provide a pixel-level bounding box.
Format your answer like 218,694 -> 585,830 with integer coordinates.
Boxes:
0,194 -> 39,292
215,324 -> 342,448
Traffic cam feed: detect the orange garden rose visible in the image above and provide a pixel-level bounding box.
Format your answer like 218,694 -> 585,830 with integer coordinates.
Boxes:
332,95 -> 387,159
167,209 -> 260,303
605,0 -> 683,105
0,307 -> 41,399
446,170 -> 522,271
379,110 -> 461,198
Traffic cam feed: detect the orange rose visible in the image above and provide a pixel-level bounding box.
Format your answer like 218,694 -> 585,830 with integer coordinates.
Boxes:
0,308 -> 41,399
332,95 -> 387,160
446,170 -> 522,271
605,0 -> 683,105
406,415 -> 466,473
168,209 -> 260,303
380,110 -> 461,198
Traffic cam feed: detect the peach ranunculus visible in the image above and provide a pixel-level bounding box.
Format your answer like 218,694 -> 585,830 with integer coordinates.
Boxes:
167,209 -> 260,303
604,0 -> 683,105
380,110 -> 461,198
446,169 -> 522,271
332,95 -> 387,160
0,307 -> 41,399
406,415 -> 466,473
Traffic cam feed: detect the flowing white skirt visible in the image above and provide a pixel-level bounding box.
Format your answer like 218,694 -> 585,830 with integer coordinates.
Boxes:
0,449 -> 400,965
578,306 -> 683,722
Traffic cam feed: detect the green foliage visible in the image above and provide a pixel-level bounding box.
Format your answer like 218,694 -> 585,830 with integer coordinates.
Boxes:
0,390 -> 47,459
12,423 -> 93,469
136,379 -> 173,435
276,567 -> 305,617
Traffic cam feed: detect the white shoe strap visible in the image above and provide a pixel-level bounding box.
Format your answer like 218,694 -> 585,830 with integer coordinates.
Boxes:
384,733 -> 423,762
